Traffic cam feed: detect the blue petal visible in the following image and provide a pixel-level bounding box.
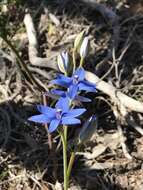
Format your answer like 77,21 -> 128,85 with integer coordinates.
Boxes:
48,119 -> 60,133
73,68 -> 85,81
76,95 -> 91,102
28,114 -> 51,124
57,74 -> 71,82
37,105 -> 55,118
56,74 -> 72,86
55,97 -> 69,112
51,79 -> 70,87
51,89 -> 66,97
82,80 -> 96,89
65,108 -> 86,117
61,117 -> 81,125
68,85 -> 79,99
78,82 -> 96,92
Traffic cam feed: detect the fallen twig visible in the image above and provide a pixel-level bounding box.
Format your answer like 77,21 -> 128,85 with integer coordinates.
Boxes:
117,122 -> 132,160
24,11 -> 59,70
85,71 -> 143,113
126,114 -> 143,136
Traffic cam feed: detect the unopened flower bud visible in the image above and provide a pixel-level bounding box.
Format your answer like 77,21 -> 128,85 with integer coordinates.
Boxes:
74,31 -> 85,52
80,37 -> 89,58
57,51 -> 69,74
78,115 -> 97,144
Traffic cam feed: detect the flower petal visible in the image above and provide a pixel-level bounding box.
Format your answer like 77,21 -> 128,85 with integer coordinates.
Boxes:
51,79 -> 70,87
61,117 -> 81,125
78,81 -> 96,92
52,74 -> 72,87
51,89 -> 66,97
28,114 -> 51,124
57,74 -> 71,82
55,97 -> 69,112
73,68 -> 85,81
68,85 -> 79,99
48,119 -> 60,133
65,108 -> 86,117
37,105 -> 55,118
82,80 -> 96,88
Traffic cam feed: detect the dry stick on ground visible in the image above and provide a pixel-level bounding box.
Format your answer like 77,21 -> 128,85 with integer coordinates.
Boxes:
24,11 -> 58,69
43,94 -> 58,180
113,103 -> 143,158
85,71 -> 143,113
127,115 -> 143,135
114,108 -> 132,160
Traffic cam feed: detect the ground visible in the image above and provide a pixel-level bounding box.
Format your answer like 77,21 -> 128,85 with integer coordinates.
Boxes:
0,0 -> 143,189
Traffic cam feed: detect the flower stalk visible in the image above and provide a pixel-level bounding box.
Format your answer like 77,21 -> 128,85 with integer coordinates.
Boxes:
67,151 -> 76,182
79,56 -> 84,68
60,129 -> 68,190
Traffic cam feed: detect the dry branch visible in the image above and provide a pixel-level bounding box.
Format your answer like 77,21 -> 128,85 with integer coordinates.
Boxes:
24,12 -> 59,70
85,72 -> 143,113
24,12 -> 143,114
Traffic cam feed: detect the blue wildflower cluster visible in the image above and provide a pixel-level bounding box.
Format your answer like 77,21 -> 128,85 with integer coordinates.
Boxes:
28,33 -> 96,133
28,67 -> 96,132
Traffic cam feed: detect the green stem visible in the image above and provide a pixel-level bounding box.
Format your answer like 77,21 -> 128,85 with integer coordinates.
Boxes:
64,71 -> 68,77
67,151 -> 75,181
64,125 -> 68,141
79,56 -> 84,67
60,130 -> 68,190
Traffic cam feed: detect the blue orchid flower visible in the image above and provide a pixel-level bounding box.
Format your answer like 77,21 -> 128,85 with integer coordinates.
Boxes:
28,97 -> 86,133
51,67 -> 96,99
51,89 -> 91,102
